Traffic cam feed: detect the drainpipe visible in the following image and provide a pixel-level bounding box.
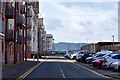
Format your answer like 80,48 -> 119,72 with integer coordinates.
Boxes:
14,1 -> 17,64
22,3 -> 24,62
25,2 -> 28,61
22,19 -> 24,62
5,2 -> 8,64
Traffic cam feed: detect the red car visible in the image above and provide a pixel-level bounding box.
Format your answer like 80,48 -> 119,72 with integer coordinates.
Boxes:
92,54 -> 111,69
92,59 -> 104,69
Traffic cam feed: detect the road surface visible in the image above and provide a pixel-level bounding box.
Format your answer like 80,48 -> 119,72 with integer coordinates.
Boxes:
25,56 -> 110,79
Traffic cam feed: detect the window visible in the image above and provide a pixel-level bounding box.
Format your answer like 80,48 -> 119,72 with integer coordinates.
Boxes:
112,55 -> 120,59
33,26 -> 35,31
33,37 -> 35,42
1,1 -> 4,13
0,21 -> 2,32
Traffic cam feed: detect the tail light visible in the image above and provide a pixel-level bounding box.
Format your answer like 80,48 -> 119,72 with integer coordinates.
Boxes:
94,53 -> 97,56
107,55 -> 111,59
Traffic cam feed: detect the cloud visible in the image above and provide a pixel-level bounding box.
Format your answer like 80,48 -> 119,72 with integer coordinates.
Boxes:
39,0 -> 120,2
41,2 -> 118,43
45,18 -> 62,30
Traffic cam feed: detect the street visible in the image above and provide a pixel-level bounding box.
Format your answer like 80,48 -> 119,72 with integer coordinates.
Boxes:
25,56 -> 109,79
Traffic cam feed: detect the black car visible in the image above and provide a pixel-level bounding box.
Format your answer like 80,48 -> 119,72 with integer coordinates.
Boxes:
86,54 -> 106,64
81,53 -> 95,62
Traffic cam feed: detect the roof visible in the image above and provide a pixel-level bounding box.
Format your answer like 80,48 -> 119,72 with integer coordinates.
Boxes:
96,42 -> 120,46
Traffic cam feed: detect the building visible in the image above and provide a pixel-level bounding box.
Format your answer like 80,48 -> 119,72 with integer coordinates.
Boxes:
81,42 -> 120,53
0,0 -> 53,64
0,0 -> 40,64
27,1 -> 39,57
46,34 -> 54,50
0,1 -> 5,63
4,1 -> 28,64
38,18 -> 46,54
81,43 -> 96,53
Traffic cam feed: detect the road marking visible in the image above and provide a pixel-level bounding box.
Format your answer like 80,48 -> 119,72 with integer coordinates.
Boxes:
58,62 -> 65,78
18,62 -> 43,79
72,62 -> 112,79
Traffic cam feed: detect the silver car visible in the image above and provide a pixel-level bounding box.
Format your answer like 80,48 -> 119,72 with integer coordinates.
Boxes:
103,53 -> 120,69
110,61 -> 120,71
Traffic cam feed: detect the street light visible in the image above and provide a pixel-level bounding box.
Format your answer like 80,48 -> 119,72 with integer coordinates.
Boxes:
112,35 -> 114,52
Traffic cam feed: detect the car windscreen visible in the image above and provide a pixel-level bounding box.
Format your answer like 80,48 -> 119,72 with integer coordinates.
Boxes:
88,53 -> 94,56
96,54 -> 106,58
112,55 -> 120,59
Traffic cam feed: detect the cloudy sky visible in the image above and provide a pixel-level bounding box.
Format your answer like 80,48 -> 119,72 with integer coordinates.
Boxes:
39,0 -> 119,43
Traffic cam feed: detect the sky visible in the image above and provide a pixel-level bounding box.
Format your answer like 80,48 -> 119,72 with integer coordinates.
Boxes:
39,0 -> 119,43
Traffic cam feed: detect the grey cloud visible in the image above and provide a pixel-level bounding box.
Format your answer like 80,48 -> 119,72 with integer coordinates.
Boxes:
59,2 -> 117,11
45,18 -> 62,30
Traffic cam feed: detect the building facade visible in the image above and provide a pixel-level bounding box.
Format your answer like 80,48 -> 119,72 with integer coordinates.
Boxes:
38,18 -> 46,54
81,42 -> 120,53
27,1 -> 39,57
0,0 -> 41,64
46,34 -> 54,51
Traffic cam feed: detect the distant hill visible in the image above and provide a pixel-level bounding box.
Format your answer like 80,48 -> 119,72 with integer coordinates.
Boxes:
54,42 -> 87,51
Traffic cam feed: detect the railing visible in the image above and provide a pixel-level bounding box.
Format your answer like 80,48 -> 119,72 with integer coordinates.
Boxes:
27,33 -> 32,41
27,9 -> 32,17
17,35 -> 25,44
28,2 -> 33,5
20,5 -> 25,14
6,29 -> 14,42
27,19 -> 32,29
17,16 -> 25,28
5,5 -> 15,19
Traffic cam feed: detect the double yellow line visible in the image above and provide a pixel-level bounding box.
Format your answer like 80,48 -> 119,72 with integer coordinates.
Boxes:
18,59 -> 113,79
18,62 -> 43,79
72,62 -> 113,79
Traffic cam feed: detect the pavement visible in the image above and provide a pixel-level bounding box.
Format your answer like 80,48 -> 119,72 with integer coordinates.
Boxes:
2,61 -> 39,79
25,56 -> 111,79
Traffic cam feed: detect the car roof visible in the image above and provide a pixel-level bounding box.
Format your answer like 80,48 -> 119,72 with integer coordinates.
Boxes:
111,53 -> 120,57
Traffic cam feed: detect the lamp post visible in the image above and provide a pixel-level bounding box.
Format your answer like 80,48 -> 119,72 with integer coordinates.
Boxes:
112,35 -> 114,52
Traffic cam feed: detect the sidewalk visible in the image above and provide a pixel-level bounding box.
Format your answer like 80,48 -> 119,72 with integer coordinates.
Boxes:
2,61 -> 40,79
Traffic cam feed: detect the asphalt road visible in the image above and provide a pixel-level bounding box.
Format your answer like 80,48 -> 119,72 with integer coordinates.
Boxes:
25,56 -> 110,79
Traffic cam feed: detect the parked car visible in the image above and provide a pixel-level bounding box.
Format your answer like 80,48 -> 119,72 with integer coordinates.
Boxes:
64,51 -> 72,59
102,53 -> 120,69
76,51 -> 88,61
92,52 -> 117,69
81,53 -> 95,62
86,53 -> 106,64
70,51 -> 80,60
86,51 -> 112,64
110,61 -> 120,71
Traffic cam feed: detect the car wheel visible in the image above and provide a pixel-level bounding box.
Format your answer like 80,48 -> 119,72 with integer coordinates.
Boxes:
76,59 -> 79,62
85,60 -> 87,63
108,63 -> 112,70
73,56 -> 76,60
118,65 -> 120,72
99,63 -> 102,69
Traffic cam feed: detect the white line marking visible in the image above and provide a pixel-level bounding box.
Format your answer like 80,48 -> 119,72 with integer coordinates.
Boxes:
58,62 -> 65,78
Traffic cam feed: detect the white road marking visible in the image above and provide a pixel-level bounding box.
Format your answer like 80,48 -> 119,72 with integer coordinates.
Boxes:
57,62 -> 65,78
